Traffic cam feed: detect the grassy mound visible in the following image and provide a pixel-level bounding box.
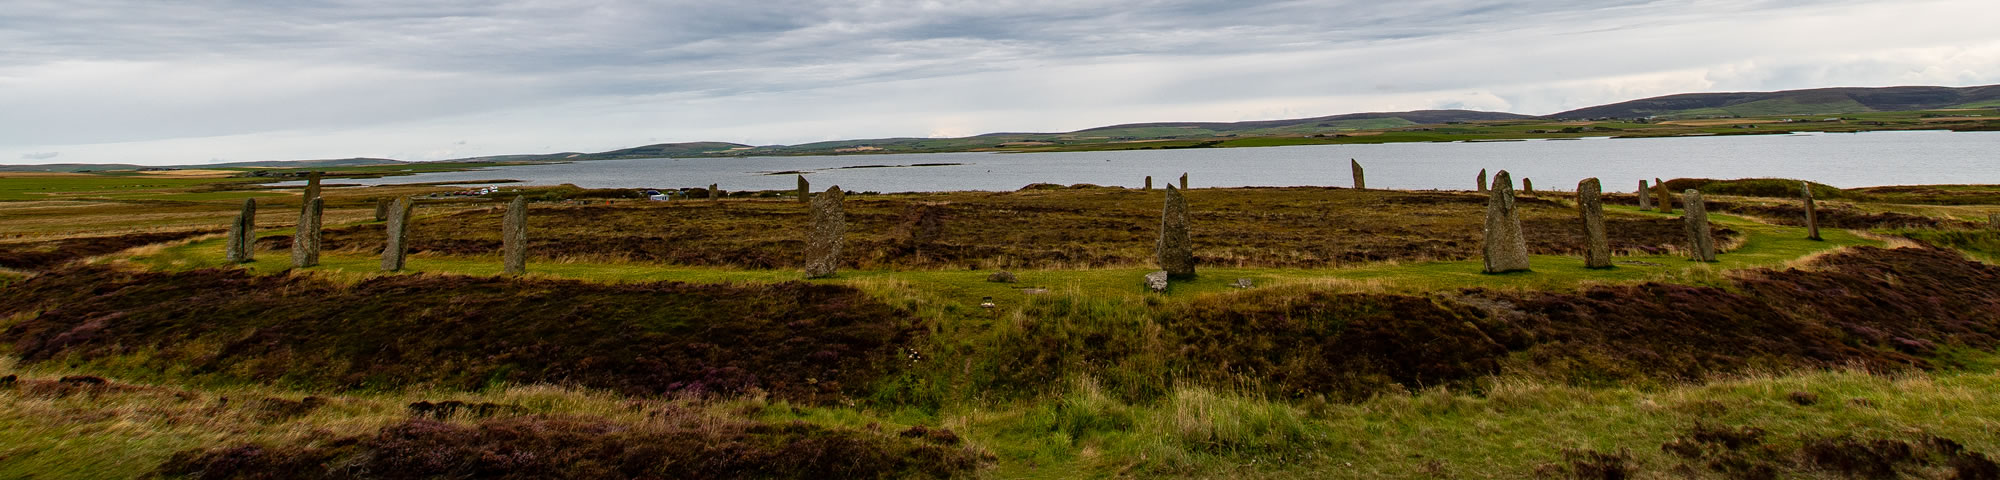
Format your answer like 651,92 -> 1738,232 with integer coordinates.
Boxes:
1661,178 -> 1846,200
0,268 -> 918,402
155,414 -> 984,479
932,247 -> 2000,403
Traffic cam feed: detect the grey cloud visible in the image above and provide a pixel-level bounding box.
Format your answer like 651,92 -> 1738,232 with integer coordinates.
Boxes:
20,152 -> 58,160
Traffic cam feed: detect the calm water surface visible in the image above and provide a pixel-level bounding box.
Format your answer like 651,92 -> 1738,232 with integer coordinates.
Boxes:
296,130 -> 2000,192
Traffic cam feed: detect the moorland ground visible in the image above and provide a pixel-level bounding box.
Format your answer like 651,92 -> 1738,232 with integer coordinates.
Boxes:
4,171 -> 2000,479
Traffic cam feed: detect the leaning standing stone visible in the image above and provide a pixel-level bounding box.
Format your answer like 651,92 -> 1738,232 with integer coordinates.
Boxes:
381,197 -> 415,272
1477,169 -> 1488,193
1683,190 -> 1717,262
1156,184 -> 1195,277
1350,159 -> 1365,190
1800,181 -> 1821,241
796,175 -> 810,203
1654,178 -> 1674,215
301,171 -> 322,209
1482,171 -> 1531,273
1638,180 -> 1652,210
803,186 -> 847,278
1578,178 -> 1610,269
502,196 -> 528,275
291,197 -> 323,268
226,198 -> 257,264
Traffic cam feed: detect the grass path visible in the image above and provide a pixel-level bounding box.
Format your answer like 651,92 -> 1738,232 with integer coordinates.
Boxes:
125,204 -> 1877,305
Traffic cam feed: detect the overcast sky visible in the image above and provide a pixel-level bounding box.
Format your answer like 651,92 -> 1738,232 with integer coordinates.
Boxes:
5,0 -> 1999,165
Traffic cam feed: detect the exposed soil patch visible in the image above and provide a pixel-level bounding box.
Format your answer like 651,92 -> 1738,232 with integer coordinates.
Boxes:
255,187 -> 1721,270
0,268 -> 919,403
1710,201 -> 1969,230
0,230 -> 215,271
1650,422 -> 1999,480
155,414 -> 986,479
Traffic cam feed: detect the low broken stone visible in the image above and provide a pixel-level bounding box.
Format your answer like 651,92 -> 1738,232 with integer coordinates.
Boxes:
986,271 -> 1017,283
1144,270 -> 1169,292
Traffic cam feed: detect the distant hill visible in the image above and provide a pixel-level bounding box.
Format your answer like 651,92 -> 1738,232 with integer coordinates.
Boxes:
1077,110 -> 1533,134
568,142 -> 755,160
1548,85 -> 2000,119
198,157 -> 406,169
0,163 -> 147,173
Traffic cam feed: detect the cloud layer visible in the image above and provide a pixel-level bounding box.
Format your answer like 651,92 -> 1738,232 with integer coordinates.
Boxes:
5,0 -> 1998,165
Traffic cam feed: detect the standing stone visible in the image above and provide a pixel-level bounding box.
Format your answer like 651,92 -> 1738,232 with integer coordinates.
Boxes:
301,172 -> 322,210
1350,159 -> 1366,190
1578,178 -> 1611,269
291,197 -> 323,268
1522,178 -> 1534,195
1638,180 -> 1653,211
1477,169 -> 1488,193
225,198 -> 257,264
1801,181 -> 1822,241
1179,173 -> 1188,190
1156,185 -> 1195,278
1654,178 -> 1674,215
803,186 -> 846,278
709,183 -> 721,201
375,198 -> 391,221
1990,213 -> 1999,230
1144,176 -> 1153,190
502,196 -> 528,275
381,197 -> 415,272
796,175 -> 810,203
1683,190 -> 1717,262
1482,171 -> 1531,273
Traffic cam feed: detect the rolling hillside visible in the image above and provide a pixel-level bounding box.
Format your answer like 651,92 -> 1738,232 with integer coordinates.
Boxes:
1549,84 -> 2000,119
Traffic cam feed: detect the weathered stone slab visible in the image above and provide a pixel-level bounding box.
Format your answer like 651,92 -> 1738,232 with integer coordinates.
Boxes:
1482,171 -> 1531,273
375,198 -> 391,221
291,197 -> 323,268
503,196 -> 528,275
1654,178 -> 1674,215
1801,181 -> 1821,241
1179,173 -> 1188,190
1522,178 -> 1534,195
1233,278 -> 1254,289
1578,178 -> 1610,269
1144,270 -> 1169,292
226,198 -> 257,264
797,175 -> 810,203
1350,159 -> 1365,190
381,197 -> 415,272
302,171 -> 322,209
1145,176 -> 1152,190
1477,169 -> 1488,193
709,183 -> 721,201
803,186 -> 847,278
1684,189 -> 1717,262
1638,180 -> 1652,211
1990,213 -> 1999,230
987,271 -> 1017,283
1156,185 -> 1195,278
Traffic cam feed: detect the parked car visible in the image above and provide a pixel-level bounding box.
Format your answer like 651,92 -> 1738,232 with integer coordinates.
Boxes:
643,189 -> 672,201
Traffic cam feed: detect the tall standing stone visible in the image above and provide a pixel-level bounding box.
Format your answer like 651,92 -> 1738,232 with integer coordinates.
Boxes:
1482,171 -> 1531,273
804,186 -> 846,278
1801,181 -> 1822,241
1522,178 -> 1534,195
1477,169 -> 1488,193
1654,178 -> 1674,215
301,172 -> 322,209
1144,176 -> 1153,190
709,183 -> 721,201
375,198 -> 391,221
796,175 -> 810,203
225,198 -> 257,264
1638,180 -> 1653,211
381,197 -> 415,272
1179,173 -> 1188,190
1157,184 -> 1195,278
1578,178 -> 1611,269
502,196 -> 528,275
1684,190 -> 1717,262
291,197 -> 323,268
1350,159 -> 1365,190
